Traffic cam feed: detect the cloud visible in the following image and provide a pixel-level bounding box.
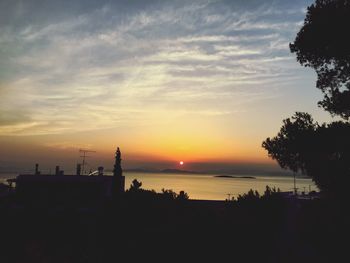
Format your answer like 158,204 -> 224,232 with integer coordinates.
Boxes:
44,141 -> 93,150
0,0 -> 312,136
0,111 -> 32,126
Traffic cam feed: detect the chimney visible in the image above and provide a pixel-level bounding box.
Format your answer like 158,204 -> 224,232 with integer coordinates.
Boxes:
35,163 -> 40,175
55,166 -> 60,176
98,166 -> 104,176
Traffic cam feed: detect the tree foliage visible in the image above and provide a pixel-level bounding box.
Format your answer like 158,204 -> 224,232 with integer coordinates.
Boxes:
127,180 -> 189,201
262,112 -> 350,196
161,189 -> 190,200
262,112 -> 317,174
129,179 -> 142,191
236,186 -> 282,203
290,0 -> 350,119
177,190 -> 189,201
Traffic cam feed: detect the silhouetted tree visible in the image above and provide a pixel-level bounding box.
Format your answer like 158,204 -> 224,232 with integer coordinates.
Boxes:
129,179 -> 142,191
237,189 -> 260,202
262,113 -> 350,196
307,121 -> 350,195
161,189 -> 178,200
290,0 -> 350,119
264,0 -> 350,198
236,186 -> 284,203
264,186 -> 280,197
177,190 -> 189,201
262,112 -> 317,173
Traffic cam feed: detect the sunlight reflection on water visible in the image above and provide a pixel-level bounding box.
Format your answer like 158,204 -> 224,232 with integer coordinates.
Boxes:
1,172 -> 317,201
124,172 -> 317,200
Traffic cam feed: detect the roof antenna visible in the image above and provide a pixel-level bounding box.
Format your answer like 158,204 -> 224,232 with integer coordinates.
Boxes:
79,149 -> 96,175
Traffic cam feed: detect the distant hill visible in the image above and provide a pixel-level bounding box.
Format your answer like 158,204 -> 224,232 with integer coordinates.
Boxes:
124,167 -> 305,177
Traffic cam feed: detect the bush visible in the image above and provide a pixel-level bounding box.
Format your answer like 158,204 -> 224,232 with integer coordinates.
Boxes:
125,180 -> 189,201
236,186 -> 282,203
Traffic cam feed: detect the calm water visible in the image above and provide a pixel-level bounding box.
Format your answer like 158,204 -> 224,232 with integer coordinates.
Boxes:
0,172 -> 317,200
124,172 -> 317,200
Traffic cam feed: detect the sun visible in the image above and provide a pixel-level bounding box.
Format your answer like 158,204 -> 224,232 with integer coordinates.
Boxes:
179,161 -> 184,165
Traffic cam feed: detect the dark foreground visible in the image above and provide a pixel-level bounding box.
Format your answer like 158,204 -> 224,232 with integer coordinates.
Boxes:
0,191 -> 349,263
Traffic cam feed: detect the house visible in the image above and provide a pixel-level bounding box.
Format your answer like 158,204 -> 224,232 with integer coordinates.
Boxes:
13,148 -> 125,200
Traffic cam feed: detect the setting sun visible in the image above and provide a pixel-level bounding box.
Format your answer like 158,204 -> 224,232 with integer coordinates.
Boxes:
179,161 -> 184,165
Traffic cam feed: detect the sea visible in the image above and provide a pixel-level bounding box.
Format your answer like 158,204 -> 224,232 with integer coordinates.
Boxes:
0,172 -> 317,201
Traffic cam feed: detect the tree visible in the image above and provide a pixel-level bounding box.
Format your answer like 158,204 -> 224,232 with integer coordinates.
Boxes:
264,1 -> 350,198
236,189 -> 260,202
307,121 -> 350,194
129,179 -> 142,191
161,189 -> 178,200
177,190 -> 189,201
262,112 -> 350,196
290,0 -> 350,119
262,112 -> 317,174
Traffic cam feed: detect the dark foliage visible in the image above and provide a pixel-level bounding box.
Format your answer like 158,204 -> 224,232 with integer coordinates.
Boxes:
177,190 -> 189,201
290,0 -> 350,119
262,185 -> 281,199
161,188 -> 178,200
262,112 -> 350,197
2,190 -> 348,263
262,112 -> 317,174
236,189 -> 260,202
129,178 -> 142,191
125,179 -> 189,201
307,121 -> 350,194
236,186 -> 282,203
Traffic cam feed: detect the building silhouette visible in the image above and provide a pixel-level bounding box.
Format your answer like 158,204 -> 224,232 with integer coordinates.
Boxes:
14,147 -> 125,200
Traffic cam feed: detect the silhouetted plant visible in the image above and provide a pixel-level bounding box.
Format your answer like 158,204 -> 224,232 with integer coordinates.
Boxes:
290,0 -> 350,119
264,0 -> 350,199
177,190 -> 189,201
261,186 -> 282,201
264,186 -> 280,197
127,182 -> 189,201
237,189 -> 260,202
263,113 -> 350,196
306,121 -> 350,195
236,186 -> 283,203
129,179 -> 142,191
161,189 -> 178,200
262,112 -> 317,174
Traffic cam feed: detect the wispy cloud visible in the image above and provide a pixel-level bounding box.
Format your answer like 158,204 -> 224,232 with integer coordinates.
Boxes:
0,0 -> 313,136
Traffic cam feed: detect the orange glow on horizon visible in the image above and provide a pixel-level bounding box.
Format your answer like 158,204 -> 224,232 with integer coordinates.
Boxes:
0,116 -> 276,170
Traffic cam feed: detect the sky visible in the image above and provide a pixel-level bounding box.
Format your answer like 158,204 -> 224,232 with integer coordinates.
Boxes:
0,0 -> 335,174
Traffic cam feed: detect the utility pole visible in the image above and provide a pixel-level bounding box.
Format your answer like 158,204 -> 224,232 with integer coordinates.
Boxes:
309,185 -> 312,200
79,149 -> 96,175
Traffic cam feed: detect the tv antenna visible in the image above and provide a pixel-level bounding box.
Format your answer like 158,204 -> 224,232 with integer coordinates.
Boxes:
79,149 -> 96,175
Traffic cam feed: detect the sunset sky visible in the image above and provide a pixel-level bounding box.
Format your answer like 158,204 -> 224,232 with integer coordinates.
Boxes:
0,0 -> 335,173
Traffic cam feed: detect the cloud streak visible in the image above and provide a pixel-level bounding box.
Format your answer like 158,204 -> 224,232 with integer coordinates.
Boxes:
0,0 -> 314,136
